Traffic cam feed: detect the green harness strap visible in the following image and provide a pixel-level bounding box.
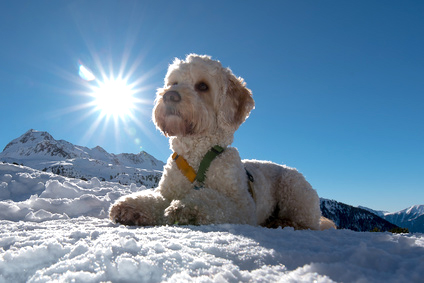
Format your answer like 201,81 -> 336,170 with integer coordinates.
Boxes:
172,145 -> 225,187
195,145 -> 224,185
173,145 -> 255,200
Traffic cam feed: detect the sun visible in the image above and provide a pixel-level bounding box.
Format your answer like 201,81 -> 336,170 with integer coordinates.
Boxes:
92,78 -> 136,118
68,59 -> 155,152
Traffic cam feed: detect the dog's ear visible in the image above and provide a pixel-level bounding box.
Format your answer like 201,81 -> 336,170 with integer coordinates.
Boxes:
220,74 -> 255,131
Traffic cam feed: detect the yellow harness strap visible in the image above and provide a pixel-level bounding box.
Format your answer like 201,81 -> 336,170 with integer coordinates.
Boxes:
172,145 -> 224,186
172,152 -> 197,183
172,150 -> 256,202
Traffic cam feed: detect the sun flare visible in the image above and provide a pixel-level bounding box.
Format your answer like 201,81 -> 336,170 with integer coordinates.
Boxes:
92,78 -> 136,118
70,58 -> 154,152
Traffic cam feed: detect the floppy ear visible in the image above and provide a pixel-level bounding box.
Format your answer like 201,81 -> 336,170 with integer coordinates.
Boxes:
220,74 -> 255,132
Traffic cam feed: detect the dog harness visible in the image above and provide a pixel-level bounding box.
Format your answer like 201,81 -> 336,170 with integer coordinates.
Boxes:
172,145 -> 224,187
172,145 -> 256,201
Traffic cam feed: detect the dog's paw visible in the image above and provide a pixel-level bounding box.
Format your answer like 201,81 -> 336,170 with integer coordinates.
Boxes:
164,200 -> 208,225
109,202 -> 152,226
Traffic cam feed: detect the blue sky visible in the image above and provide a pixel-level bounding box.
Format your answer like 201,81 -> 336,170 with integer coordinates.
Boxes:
1,1 -> 423,212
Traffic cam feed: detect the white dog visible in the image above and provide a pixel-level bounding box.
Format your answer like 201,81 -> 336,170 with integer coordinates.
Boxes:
110,54 -> 335,230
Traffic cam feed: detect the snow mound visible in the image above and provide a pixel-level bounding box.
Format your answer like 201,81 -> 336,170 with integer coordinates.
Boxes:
0,163 -> 139,222
1,218 -> 423,283
1,163 -> 424,282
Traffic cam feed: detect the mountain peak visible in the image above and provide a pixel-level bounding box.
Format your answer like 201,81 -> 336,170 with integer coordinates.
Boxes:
0,129 -> 165,187
405,205 -> 424,216
3,129 -> 51,151
2,129 -> 72,159
386,204 -> 424,218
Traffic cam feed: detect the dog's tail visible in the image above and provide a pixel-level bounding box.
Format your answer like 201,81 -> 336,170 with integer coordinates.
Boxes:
319,216 -> 337,230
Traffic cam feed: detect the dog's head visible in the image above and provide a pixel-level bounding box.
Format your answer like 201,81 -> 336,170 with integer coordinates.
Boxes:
153,54 -> 254,137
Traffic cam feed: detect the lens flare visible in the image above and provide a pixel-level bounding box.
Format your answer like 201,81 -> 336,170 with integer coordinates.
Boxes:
79,64 -> 95,81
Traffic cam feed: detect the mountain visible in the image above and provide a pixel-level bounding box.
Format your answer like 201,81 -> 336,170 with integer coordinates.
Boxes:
357,206 -> 388,218
320,198 -> 399,232
382,205 -> 424,233
0,129 -> 164,187
358,204 -> 424,233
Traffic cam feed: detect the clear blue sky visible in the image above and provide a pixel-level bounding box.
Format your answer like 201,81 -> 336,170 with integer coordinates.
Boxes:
1,1 -> 423,212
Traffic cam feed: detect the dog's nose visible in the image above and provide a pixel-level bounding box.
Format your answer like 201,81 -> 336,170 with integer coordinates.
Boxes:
163,91 -> 181,103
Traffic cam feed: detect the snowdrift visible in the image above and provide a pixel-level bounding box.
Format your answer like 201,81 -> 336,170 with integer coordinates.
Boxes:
1,163 -> 423,282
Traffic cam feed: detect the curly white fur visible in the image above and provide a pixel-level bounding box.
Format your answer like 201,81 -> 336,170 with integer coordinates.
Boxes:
109,54 -> 335,230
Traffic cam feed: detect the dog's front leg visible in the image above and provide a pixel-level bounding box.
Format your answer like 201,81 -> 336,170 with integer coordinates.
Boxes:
109,189 -> 169,226
164,188 -> 254,225
164,199 -> 209,225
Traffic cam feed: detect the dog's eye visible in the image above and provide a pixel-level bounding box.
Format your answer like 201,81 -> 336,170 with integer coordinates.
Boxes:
195,82 -> 209,92
171,82 -> 178,86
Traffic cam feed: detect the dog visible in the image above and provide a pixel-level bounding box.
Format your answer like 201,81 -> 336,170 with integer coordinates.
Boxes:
109,54 -> 335,230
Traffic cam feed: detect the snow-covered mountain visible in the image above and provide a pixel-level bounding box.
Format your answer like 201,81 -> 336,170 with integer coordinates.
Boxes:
321,199 -> 424,233
357,206 -> 388,218
358,204 -> 424,233
382,205 -> 424,233
320,199 -> 399,232
0,129 -> 164,187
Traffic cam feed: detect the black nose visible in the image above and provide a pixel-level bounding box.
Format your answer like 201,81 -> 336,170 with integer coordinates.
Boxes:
163,91 -> 181,103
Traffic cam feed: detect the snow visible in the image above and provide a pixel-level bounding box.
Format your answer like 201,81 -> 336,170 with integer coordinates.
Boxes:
1,163 -> 424,283
0,129 -> 164,187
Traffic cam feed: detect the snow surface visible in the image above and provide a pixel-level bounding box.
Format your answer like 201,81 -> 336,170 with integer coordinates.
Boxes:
1,163 -> 424,283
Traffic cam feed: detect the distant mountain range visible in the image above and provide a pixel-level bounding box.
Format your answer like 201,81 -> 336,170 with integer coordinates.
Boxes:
357,205 -> 424,233
321,199 -> 399,232
382,205 -> 424,233
0,129 -> 164,187
1,129 -> 423,233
